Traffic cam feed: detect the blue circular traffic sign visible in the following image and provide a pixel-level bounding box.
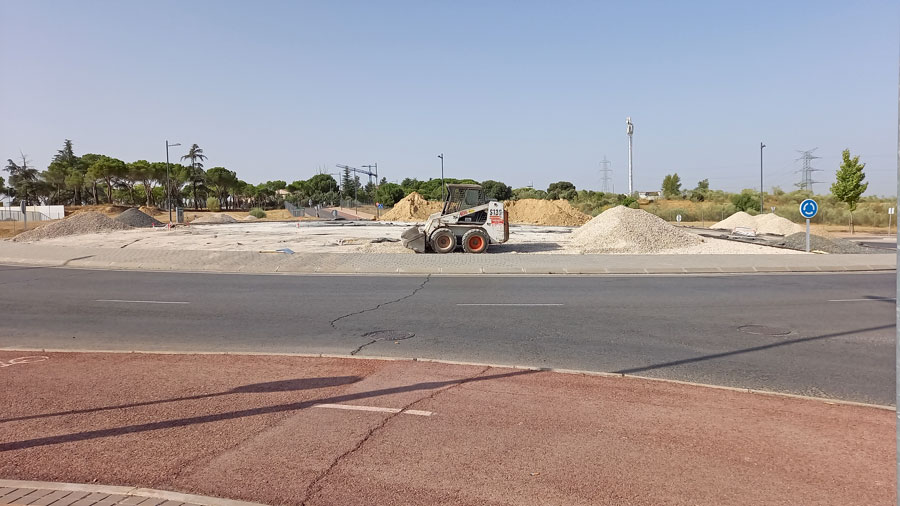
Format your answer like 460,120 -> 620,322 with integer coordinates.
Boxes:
799,199 -> 818,219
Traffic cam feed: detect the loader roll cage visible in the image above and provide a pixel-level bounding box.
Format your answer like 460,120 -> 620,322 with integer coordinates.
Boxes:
443,184 -> 486,216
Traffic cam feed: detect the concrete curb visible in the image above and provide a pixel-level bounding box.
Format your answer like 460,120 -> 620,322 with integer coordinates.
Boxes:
0,479 -> 267,506
2,347 -> 892,412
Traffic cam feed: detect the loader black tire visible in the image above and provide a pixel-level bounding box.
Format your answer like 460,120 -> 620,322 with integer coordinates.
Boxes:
431,228 -> 456,254
462,228 -> 489,253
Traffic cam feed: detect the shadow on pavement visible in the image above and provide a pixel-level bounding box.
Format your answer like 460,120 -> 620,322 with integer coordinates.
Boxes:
0,369 -> 536,452
0,376 -> 363,424
613,323 -> 895,375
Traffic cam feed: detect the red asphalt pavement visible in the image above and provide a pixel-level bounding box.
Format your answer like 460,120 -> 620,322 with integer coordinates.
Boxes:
0,351 -> 894,506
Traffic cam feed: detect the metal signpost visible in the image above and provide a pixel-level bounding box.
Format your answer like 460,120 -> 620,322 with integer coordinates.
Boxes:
888,207 -> 895,236
799,198 -> 818,252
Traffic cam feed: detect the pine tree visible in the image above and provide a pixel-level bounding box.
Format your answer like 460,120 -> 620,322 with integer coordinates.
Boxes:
830,149 -> 868,234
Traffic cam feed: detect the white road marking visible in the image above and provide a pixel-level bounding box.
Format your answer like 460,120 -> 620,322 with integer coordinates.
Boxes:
95,299 -> 190,304
0,356 -> 48,368
456,303 -> 563,306
828,298 -> 895,302
313,403 -> 433,416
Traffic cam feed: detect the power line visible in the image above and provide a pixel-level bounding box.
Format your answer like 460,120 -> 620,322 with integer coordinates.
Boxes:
599,156 -> 613,193
795,148 -> 823,192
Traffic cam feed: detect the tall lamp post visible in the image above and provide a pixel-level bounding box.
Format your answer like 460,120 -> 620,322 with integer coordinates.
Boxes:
438,153 -> 445,201
760,142 -> 766,214
165,140 -> 181,224
626,117 -> 634,196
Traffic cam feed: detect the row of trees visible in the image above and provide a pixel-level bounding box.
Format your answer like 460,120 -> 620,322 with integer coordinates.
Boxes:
3,140 -> 291,210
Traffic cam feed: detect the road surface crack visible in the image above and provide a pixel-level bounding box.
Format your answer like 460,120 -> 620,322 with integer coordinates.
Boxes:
329,274 -> 431,330
299,365 -> 491,505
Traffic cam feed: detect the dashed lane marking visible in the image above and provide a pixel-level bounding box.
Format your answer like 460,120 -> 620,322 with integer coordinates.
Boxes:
456,303 -> 563,306
313,403 -> 433,416
95,299 -> 190,304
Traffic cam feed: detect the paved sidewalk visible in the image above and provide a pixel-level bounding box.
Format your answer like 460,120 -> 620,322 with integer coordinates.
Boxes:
0,480 -> 265,506
0,242 -> 894,275
1,352 -> 894,506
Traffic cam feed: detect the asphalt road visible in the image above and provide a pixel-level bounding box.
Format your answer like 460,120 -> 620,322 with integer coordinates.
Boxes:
0,265 -> 895,404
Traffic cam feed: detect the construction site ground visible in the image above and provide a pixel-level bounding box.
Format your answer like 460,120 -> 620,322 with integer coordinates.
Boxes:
0,351 -> 893,506
6,221 -> 812,255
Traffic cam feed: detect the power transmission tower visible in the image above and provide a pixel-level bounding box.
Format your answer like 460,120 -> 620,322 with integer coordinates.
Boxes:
795,148 -> 823,192
599,156 -> 613,193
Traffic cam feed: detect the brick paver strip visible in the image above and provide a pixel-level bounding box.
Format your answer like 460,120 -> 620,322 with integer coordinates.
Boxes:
0,482 -> 266,506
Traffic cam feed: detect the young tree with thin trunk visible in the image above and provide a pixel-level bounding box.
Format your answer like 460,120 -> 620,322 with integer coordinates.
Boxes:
830,149 -> 868,234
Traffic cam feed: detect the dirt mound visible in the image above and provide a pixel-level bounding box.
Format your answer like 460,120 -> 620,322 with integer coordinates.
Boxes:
380,192 -> 443,221
567,205 -> 703,254
505,199 -> 591,226
139,206 -> 163,216
13,212 -> 132,242
190,213 -> 238,224
115,208 -> 163,228
775,233 -> 874,254
711,212 -> 804,236
69,205 -> 131,217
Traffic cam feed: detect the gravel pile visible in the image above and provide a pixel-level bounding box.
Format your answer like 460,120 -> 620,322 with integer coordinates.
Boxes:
504,199 -> 591,226
115,208 -> 163,228
712,211 -> 804,236
380,192 -> 443,221
190,213 -> 238,224
775,233 -> 875,254
567,205 -> 704,253
13,212 -> 132,242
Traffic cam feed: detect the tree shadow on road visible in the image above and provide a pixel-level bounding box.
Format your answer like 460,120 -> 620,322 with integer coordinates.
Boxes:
612,323 -> 895,375
0,376 -> 363,424
0,368 -> 536,452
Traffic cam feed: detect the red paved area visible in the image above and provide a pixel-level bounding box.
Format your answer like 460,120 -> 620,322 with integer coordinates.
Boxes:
0,351 -> 894,506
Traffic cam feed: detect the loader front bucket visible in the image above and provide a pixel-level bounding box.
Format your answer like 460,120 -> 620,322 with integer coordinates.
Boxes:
400,226 -> 426,253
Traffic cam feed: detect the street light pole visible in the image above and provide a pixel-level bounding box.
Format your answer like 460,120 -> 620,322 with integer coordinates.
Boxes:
626,118 -> 634,196
438,154 -> 445,201
165,140 -> 181,224
760,142 -> 766,213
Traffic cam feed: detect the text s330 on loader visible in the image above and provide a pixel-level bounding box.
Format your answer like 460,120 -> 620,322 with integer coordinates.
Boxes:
400,184 -> 509,253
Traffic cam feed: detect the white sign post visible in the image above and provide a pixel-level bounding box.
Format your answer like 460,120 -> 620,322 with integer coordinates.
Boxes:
676,214 -> 682,223
799,199 -> 818,252
889,207 -> 895,236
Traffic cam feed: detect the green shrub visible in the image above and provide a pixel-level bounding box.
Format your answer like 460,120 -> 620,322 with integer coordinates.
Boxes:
249,207 -> 267,219
206,197 -> 221,211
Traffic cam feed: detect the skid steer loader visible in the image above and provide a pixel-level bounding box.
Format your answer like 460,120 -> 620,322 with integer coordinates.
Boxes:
400,184 -> 509,253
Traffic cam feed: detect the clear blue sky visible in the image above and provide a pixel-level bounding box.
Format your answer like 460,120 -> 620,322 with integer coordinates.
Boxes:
1,1 -> 897,195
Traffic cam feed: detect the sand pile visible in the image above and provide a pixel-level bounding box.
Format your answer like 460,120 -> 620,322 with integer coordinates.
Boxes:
190,213 -> 238,224
13,212 -> 132,242
380,192 -> 443,221
567,205 -> 703,254
115,208 -> 163,228
505,199 -> 591,226
242,215 -> 259,221
711,212 -> 804,236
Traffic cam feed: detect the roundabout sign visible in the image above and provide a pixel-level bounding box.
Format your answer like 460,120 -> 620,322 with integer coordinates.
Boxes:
798,199 -> 817,252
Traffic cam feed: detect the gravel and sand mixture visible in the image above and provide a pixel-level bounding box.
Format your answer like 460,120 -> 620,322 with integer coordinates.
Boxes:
503,199 -> 591,226
190,213 -> 239,224
567,206 -> 704,253
380,192 -> 443,221
114,208 -> 163,228
711,211 -> 805,236
775,232 -> 875,254
12,212 -> 132,242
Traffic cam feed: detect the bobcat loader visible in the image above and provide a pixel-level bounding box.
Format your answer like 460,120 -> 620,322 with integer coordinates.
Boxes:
400,184 -> 509,253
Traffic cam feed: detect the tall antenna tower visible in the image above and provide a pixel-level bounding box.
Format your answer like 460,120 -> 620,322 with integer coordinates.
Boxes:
599,156 -> 612,193
795,148 -> 823,192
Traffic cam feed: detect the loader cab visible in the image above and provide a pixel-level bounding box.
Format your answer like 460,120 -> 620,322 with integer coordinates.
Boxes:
442,184 -> 486,215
